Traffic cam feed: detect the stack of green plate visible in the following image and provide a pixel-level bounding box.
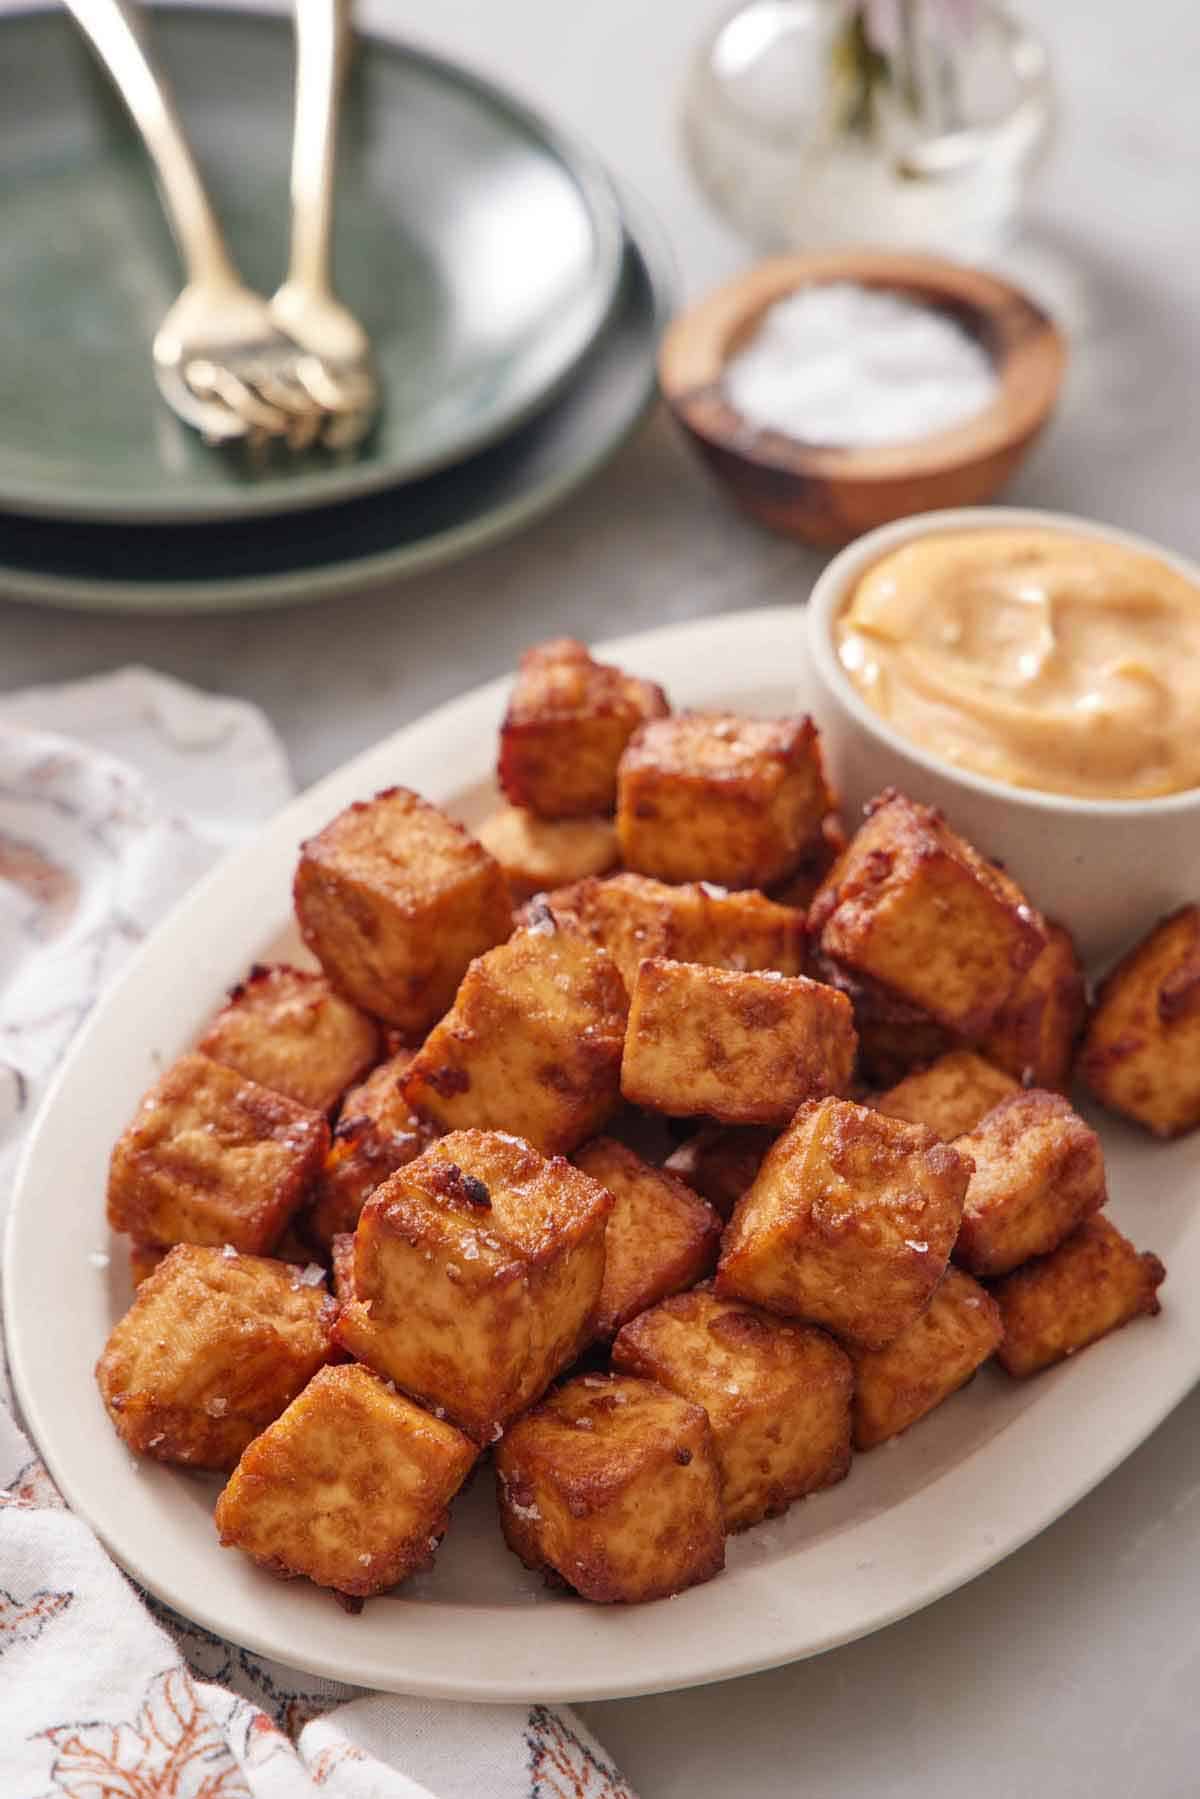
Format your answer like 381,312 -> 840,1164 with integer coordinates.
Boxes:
0,4 -> 671,611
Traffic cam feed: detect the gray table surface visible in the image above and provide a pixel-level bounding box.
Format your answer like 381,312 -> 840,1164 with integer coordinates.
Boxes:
5,1 -> 1200,1792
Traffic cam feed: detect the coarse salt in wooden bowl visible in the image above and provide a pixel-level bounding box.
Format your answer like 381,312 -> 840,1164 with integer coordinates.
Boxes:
659,249 -> 1067,548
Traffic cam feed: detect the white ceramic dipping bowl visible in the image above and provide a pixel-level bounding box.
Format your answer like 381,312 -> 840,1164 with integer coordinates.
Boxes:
805,506 -> 1200,969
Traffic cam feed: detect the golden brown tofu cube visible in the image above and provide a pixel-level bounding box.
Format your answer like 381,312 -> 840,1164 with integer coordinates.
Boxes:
809,790 -> 1046,1038
978,920 -> 1086,1092
994,1216 -> 1166,1378
620,958 -> 856,1126
335,1130 -> 611,1442
293,786 -> 512,1037
847,1266 -> 1003,1449
664,1125 -> 777,1221
196,963 -> 380,1115
612,1287 -> 852,1529
476,803 -> 619,902
953,1090 -> 1106,1278
214,1364 -> 476,1600
617,711 -> 832,890
498,638 -> 669,819
96,1245 -> 335,1469
815,958 -> 956,1088
1079,906 -> 1200,1137
306,1050 -> 435,1247
717,1098 -> 970,1349
526,872 -> 806,993
574,1138 -> 722,1339
106,1053 -> 329,1253
401,921 -> 627,1155
494,1372 -> 724,1603
873,1050 -> 1020,1141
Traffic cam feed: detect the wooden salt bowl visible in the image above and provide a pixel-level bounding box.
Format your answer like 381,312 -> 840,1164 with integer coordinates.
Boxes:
659,249 -> 1067,548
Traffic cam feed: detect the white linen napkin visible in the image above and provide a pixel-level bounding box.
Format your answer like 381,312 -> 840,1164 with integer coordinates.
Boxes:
0,669 -> 637,1799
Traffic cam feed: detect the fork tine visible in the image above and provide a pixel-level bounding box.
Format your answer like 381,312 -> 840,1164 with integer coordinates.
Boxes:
185,358 -> 294,436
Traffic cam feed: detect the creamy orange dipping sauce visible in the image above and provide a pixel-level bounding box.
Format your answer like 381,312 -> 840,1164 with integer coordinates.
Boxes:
835,528 -> 1200,800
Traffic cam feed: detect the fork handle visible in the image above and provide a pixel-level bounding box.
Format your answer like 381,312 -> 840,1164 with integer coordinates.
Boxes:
65,0 -> 240,291
284,0 -> 354,300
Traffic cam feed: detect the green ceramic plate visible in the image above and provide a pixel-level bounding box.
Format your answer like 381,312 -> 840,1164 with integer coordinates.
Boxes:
0,4 -> 625,522
0,221 -> 671,610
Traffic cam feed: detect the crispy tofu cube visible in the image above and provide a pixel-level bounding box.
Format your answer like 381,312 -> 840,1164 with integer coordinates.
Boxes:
574,1138 -> 722,1339
815,958 -> 955,1088
717,1098 -> 970,1349
401,922 -> 627,1155
526,872 -> 806,992
953,1090 -> 1106,1278
664,1124 -> 776,1220
617,712 -> 833,889
847,1267 -> 1003,1449
293,786 -> 512,1036
494,1372 -> 724,1602
873,1050 -> 1020,1141
620,959 -> 856,1126
1079,906 -> 1200,1137
96,1245 -> 335,1469
107,1054 -> 329,1253
498,638 -> 669,818
129,1242 -> 166,1286
612,1288 -> 852,1529
476,803 -> 619,902
335,1130 -> 611,1441
978,920 -> 1086,1091
214,1364 -> 476,1600
809,790 -> 1046,1038
994,1216 -> 1166,1378
307,1050 -> 435,1247
196,963 -> 379,1115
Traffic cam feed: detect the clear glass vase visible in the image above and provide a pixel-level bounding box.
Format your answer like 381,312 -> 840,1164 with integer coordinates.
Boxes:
681,0 -> 1055,257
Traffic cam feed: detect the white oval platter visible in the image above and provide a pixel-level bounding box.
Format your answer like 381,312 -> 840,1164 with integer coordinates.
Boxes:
5,606 -> 1197,1702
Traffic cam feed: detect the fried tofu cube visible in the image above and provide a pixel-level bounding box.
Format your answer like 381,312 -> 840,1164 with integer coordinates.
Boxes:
873,1050 -> 1020,1141
574,1138 -> 722,1339
978,920 -> 1086,1091
847,1267 -> 1003,1449
96,1245 -> 335,1469
214,1364 -> 476,1599
293,786 -> 512,1036
498,638 -> 669,819
196,963 -> 379,1115
717,1098 -> 970,1349
477,804 -> 619,902
663,1124 -> 776,1221
620,959 -> 856,1126
335,1130 -> 611,1441
617,712 -> 833,889
494,1373 -> 724,1603
1079,906 -> 1200,1137
526,872 -> 806,992
809,790 -> 1046,1038
815,958 -> 956,1088
994,1216 -> 1166,1378
307,1050 -> 435,1247
401,921 -> 627,1155
953,1090 -> 1106,1278
106,1053 -> 329,1253
612,1288 -> 852,1529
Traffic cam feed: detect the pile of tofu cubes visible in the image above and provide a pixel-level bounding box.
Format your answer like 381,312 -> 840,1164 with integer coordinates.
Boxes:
96,638 -> 1184,1609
